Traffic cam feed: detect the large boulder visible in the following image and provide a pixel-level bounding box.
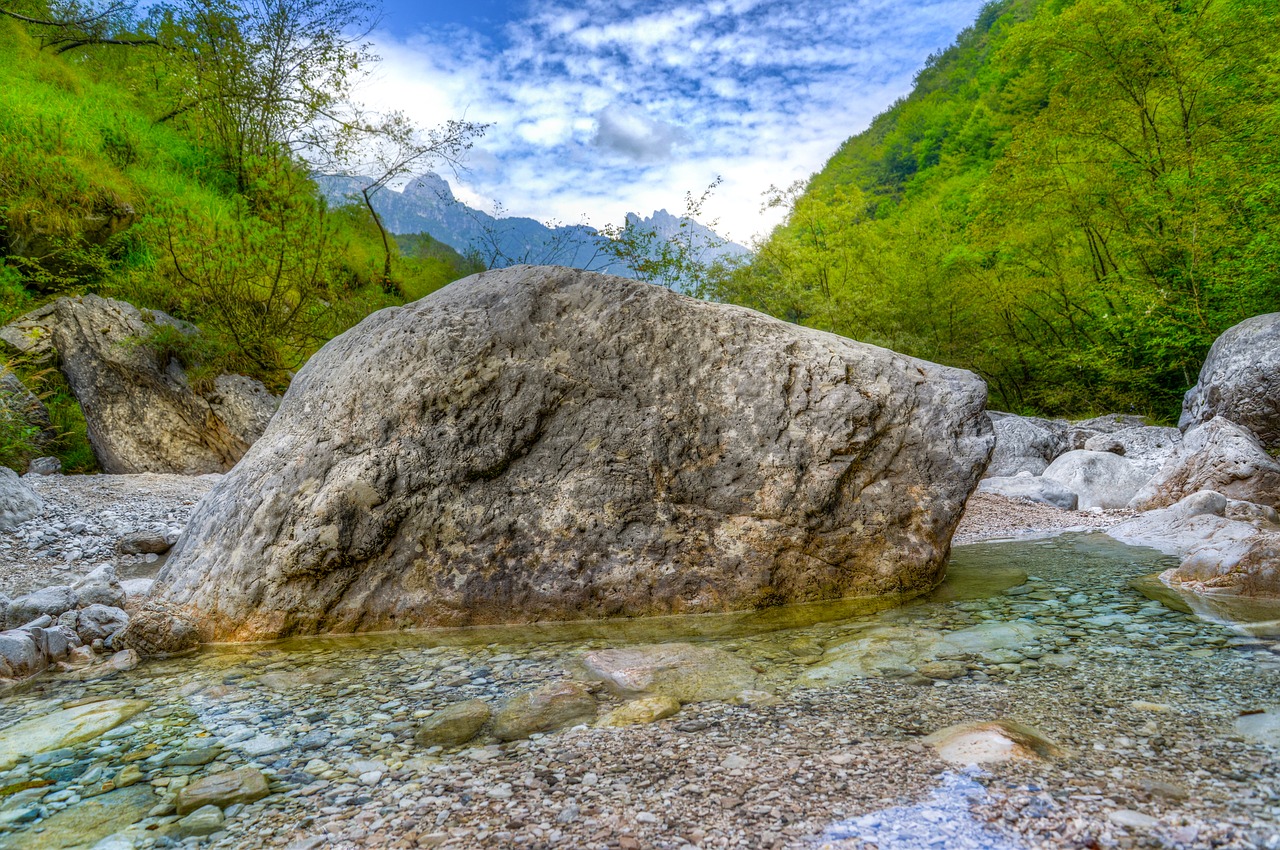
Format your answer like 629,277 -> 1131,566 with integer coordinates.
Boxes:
1180,313 -> 1280,448
0,295 -> 280,474
1083,425 -> 1181,477
1109,490 -> 1280,597
1129,417 -> 1280,511
983,414 -> 1065,478
977,473 -> 1078,510
0,466 -> 42,531
153,266 -> 994,641
1042,450 -> 1148,509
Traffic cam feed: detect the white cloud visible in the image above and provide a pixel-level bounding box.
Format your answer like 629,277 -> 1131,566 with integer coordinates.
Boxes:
593,104 -> 687,162
361,0 -> 989,242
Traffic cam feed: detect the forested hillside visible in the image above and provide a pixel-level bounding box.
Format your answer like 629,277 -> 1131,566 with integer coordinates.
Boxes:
709,0 -> 1280,420
0,0 -> 482,469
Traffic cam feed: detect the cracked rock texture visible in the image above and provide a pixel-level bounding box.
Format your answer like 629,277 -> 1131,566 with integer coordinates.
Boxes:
1180,311 -> 1280,448
0,295 -> 278,474
154,266 -> 993,641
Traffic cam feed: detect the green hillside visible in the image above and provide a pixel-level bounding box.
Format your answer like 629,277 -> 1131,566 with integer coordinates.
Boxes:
710,0 -> 1280,420
0,6 -> 477,468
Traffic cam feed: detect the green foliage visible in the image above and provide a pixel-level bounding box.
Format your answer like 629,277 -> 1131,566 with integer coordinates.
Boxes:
42,374 -> 96,472
0,359 -> 97,472
599,179 -> 735,292
717,0 -> 1280,421
0,390 -> 41,471
394,232 -> 485,301
0,4 -> 480,409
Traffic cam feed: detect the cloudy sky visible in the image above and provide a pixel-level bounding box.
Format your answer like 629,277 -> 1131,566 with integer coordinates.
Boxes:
362,0 -> 987,243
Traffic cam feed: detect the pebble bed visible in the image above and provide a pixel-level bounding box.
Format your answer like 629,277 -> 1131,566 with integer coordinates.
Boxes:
0,474 -> 218,597
2,532 -> 1279,849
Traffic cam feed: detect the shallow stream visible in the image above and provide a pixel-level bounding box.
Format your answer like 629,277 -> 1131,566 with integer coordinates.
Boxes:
2,534 -> 1279,849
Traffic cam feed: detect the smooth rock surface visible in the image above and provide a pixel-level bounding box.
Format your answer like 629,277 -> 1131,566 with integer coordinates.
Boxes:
600,696 -> 682,726
174,804 -> 225,837
413,699 -> 491,748
0,699 -> 148,770
491,681 -> 598,741
984,414 -> 1064,478
1083,425 -> 1181,477
1129,417 -> 1280,511
1110,490 -> 1280,597
977,473 -> 1078,510
1180,312 -> 1280,447
154,267 -> 994,640
0,295 -> 278,474
174,767 -> 270,815
1043,450 -> 1149,510
2,785 -> 154,850
923,719 -> 1062,765
580,643 -> 759,703
5,584 -> 75,627
0,467 -> 42,532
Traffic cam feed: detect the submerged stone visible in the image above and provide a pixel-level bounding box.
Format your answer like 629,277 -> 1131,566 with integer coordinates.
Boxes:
491,681 -> 597,741
174,767 -> 270,815
924,719 -> 1063,765
414,699 -> 491,748
600,696 -> 682,727
3,785 -> 154,850
579,642 -> 757,702
0,699 -> 148,770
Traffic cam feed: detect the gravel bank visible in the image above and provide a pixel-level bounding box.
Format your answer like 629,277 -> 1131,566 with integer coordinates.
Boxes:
954,492 -> 1135,545
0,473 -> 219,598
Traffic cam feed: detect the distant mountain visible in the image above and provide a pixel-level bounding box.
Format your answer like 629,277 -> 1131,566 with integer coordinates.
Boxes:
624,209 -> 750,268
316,173 -> 749,284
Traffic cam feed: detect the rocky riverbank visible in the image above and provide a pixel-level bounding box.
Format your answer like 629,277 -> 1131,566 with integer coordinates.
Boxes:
0,473 -> 218,598
1,530 -> 1278,850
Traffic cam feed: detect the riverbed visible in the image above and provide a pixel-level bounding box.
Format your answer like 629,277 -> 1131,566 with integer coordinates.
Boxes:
2,534 -> 1278,849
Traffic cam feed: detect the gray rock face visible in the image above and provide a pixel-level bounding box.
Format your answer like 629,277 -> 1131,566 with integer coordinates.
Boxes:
1042,450 -> 1149,510
153,266 -> 994,641
114,607 -> 200,657
1108,490 -> 1280,597
207,374 -> 280,446
0,467 -> 42,531
74,564 -> 126,609
1129,417 -> 1280,511
1083,426 -> 1181,477
984,415 -> 1064,478
76,604 -> 130,643
1180,313 -> 1280,448
6,585 -> 76,627
977,474 -> 1079,510
0,295 -> 279,474
26,456 -> 61,475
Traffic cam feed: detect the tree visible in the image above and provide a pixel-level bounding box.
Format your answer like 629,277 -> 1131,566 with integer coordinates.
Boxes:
0,0 -> 159,52
145,0 -> 379,194
596,178 -> 731,291
343,113 -> 484,290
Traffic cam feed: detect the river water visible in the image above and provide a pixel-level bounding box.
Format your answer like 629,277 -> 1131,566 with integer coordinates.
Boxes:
1,534 -> 1279,849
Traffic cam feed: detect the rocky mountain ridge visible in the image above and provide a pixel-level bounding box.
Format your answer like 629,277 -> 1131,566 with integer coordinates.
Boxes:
316,173 -> 749,283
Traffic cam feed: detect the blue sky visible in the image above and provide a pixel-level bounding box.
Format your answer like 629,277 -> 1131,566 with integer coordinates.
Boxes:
360,0 -> 987,242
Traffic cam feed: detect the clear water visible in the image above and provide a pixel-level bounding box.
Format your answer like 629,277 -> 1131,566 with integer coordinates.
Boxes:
2,533 -> 1279,849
